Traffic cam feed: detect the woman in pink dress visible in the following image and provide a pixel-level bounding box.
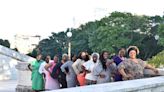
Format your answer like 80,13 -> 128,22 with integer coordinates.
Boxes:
44,55 -> 60,91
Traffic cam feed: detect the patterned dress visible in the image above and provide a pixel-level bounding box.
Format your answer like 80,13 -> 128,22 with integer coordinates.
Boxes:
118,59 -> 146,80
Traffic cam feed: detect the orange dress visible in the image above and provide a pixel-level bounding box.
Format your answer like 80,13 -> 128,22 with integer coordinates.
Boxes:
77,72 -> 86,86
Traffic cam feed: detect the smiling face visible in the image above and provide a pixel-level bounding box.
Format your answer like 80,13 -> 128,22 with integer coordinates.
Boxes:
129,50 -> 137,59
103,52 -> 109,60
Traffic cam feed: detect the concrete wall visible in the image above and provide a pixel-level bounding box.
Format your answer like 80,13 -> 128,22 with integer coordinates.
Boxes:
0,54 -> 18,80
46,76 -> 164,92
15,62 -> 32,92
0,45 -> 35,80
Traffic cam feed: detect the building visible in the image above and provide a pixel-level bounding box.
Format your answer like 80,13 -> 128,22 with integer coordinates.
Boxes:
14,34 -> 41,54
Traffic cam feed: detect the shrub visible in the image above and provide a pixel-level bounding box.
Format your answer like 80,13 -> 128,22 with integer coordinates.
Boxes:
148,50 -> 164,68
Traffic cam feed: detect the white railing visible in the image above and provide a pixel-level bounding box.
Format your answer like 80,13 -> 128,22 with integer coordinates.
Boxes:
46,76 -> 164,92
0,45 -> 35,63
0,45 -> 35,80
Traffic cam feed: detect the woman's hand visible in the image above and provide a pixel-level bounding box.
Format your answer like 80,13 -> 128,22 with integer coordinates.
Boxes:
146,64 -> 159,74
122,74 -> 133,80
106,61 -> 113,67
80,72 -> 86,77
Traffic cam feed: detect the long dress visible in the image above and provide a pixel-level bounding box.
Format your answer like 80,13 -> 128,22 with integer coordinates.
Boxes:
31,60 -> 44,90
61,61 -> 77,88
45,62 -> 60,90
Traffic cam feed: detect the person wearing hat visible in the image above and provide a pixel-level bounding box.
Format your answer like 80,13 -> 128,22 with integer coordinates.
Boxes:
118,46 -> 158,80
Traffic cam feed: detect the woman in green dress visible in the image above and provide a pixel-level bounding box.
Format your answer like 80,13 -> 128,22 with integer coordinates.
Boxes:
28,54 -> 44,92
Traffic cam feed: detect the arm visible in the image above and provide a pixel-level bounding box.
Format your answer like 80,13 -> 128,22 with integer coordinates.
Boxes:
39,63 -> 44,74
61,62 -> 69,74
45,63 -> 52,73
82,65 -> 91,73
28,64 -> 32,71
72,59 -> 80,75
82,62 -> 91,73
106,59 -> 114,66
145,64 -> 158,74
118,68 -> 133,80
92,63 -> 105,78
118,68 -> 127,78
118,62 -> 133,80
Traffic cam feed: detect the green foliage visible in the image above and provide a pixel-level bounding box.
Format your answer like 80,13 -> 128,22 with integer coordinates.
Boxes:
0,39 -> 10,48
37,11 -> 164,60
148,50 -> 164,68
26,48 -> 39,58
158,24 -> 164,46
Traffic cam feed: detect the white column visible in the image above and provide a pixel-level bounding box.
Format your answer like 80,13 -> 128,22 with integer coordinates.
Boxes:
68,42 -> 71,60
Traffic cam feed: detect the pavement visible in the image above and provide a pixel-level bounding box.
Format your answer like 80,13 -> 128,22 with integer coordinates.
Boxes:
0,80 -> 17,92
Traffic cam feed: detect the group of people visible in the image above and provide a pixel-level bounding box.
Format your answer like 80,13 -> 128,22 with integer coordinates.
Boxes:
28,46 -> 159,92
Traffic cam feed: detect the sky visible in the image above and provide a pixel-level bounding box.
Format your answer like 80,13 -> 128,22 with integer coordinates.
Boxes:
0,0 -> 164,46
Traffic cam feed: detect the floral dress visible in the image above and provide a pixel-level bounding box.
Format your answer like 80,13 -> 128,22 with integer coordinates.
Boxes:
118,59 -> 146,80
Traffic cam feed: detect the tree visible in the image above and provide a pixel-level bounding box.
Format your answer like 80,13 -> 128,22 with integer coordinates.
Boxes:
148,50 -> 164,68
37,11 -> 164,60
88,12 -> 164,60
0,39 -> 10,48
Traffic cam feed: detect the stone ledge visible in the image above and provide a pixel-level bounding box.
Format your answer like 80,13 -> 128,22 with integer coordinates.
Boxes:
0,45 -> 35,63
15,61 -> 30,71
16,85 -> 32,92
46,76 -> 164,92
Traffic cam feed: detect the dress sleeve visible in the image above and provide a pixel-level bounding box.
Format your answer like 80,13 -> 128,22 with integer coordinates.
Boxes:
61,61 -> 69,72
139,59 -> 147,68
117,61 -> 126,70
83,61 -> 90,70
